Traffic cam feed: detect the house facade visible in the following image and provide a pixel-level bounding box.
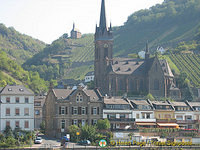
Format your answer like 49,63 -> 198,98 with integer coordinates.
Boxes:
94,0 -> 181,99
0,85 -> 34,131
34,95 -> 46,129
45,86 -> 103,138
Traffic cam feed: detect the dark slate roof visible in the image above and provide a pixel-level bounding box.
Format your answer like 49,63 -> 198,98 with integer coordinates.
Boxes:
0,87 -> 3,93
110,58 -> 146,76
171,102 -> 188,107
99,0 -> 107,30
85,71 -> 94,76
0,85 -> 34,95
130,100 -> 150,106
159,59 -> 174,77
104,98 -> 129,105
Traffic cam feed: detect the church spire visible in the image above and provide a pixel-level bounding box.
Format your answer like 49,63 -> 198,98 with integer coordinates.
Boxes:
145,41 -> 150,59
99,0 -> 107,30
73,22 -> 75,30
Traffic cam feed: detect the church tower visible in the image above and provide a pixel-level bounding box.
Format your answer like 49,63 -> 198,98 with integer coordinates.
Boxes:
94,0 -> 113,94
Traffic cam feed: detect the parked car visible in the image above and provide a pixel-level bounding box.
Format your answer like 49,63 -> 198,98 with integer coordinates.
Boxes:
34,137 -> 43,144
78,140 -> 91,146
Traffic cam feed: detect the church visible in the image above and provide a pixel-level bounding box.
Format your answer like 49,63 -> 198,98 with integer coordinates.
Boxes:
94,0 -> 181,99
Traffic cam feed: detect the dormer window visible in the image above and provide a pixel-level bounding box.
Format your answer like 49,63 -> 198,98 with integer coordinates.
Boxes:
19,88 -> 24,92
76,93 -> 83,102
8,88 -> 12,91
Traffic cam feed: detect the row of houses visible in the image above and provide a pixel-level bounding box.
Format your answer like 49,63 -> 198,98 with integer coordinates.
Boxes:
45,86 -> 200,138
0,85 -> 45,132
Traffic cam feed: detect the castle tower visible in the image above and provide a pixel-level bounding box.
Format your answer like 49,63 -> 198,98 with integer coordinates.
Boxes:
70,23 -> 82,39
94,0 -> 113,94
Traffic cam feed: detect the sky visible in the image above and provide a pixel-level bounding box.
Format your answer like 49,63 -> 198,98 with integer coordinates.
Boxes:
0,0 -> 164,44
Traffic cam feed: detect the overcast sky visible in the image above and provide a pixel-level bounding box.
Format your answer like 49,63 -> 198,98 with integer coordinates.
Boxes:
0,0 -> 164,44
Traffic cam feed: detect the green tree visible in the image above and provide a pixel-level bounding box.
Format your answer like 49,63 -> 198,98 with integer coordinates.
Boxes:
97,119 -> 110,130
68,125 -> 80,142
146,93 -> 155,101
80,125 -> 97,142
4,126 -> 13,138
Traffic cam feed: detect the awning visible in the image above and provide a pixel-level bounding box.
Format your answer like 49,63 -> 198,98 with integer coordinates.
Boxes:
157,123 -> 179,127
136,122 -> 156,126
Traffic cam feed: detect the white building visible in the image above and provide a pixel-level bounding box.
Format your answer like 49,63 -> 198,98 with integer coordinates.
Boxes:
0,85 -> 34,131
85,72 -> 94,83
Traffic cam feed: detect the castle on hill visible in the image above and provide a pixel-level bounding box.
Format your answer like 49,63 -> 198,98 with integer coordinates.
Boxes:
94,0 -> 181,99
70,23 -> 82,39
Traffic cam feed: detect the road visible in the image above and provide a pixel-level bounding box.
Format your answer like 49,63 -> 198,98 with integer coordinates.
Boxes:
31,134 -> 61,149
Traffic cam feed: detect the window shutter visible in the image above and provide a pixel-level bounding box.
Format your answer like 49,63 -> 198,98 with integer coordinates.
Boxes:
86,107 -> 88,114
59,106 -> 61,115
65,107 -> 68,114
78,107 -> 81,115
97,107 -> 99,115
91,107 -> 93,115
72,107 -> 74,115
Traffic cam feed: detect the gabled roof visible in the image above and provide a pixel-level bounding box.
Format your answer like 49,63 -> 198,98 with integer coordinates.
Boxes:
52,88 -> 102,101
85,71 -> 94,76
187,102 -> 200,107
53,89 -> 73,100
130,100 -> 150,106
0,85 -> 34,95
171,102 -> 188,107
159,59 -> 174,77
110,58 -> 146,76
151,101 -> 171,106
104,98 -> 129,105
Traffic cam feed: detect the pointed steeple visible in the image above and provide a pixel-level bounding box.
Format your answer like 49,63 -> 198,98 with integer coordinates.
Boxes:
145,41 -> 150,60
73,22 -> 75,30
109,22 -> 112,31
99,0 -> 107,30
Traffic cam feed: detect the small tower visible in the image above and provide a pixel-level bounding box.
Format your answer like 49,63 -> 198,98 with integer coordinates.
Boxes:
94,0 -> 113,94
145,41 -> 150,60
70,23 -> 82,39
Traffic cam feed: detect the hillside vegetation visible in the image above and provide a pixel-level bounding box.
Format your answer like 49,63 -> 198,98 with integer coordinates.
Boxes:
0,24 -> 45,64
0,49 -> 48,93
113,0 -> 200,56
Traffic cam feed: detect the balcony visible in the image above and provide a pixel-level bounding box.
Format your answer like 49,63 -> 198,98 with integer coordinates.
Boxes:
177,120 -> 197,124
156,119 -> 177,123
108,118 -> 135,122
136,118 -> 156,122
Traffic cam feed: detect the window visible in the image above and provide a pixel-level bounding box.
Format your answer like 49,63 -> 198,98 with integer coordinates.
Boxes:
142,113 -> 145,119
82,119 -> 85,126
6,121 -> 10,127
108,114 -> 116,119
34,102 -> 41,106
73,107 -> 78,115
15,97 -> 19,103
25,97 -> 29,103
82,107 -> 85,115
24,108 -> 29,116
24,121 -> 29,128
120,114 -> 125,119
6,108 -> 10,116
176,115 -> 183,120
6,97 -> 10,103
15,121 -> 19,128
35,110 -> 40,115
93,119 -> 97,125
165,114 -> 171,119
76,93 -> 83,102
146,113 -> 150,119
15,108 -> 20,116
61,120 -> 65,129
93,107 -> 97,115
61,106 -> 65,115
73,119 -> 78,125
185,115 -> 192,120
136,114 -> 139,119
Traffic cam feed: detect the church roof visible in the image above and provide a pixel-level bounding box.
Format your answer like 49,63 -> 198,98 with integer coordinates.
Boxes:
111,58 -> 146,75
159,59 -> 174,77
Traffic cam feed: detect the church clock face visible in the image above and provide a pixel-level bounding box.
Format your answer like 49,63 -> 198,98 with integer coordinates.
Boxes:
104,43 -> 109,48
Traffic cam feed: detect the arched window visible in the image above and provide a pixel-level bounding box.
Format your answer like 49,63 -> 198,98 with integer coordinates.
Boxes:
104,48 -> 108,58
154,79 -> 159,90
76,93 -> 83,102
